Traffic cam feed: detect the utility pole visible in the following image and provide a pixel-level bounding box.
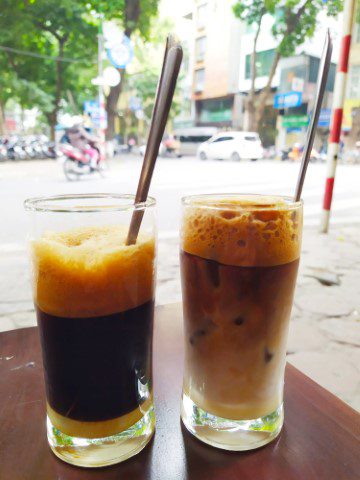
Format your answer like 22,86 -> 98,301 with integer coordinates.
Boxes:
320,0 -> 356,233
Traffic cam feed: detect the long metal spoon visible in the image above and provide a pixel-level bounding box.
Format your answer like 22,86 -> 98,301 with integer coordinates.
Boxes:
126,37 -> 183,245
294,30 -> 333,202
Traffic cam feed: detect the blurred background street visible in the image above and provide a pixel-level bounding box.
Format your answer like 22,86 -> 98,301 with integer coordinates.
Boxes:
0,0 -> 360,415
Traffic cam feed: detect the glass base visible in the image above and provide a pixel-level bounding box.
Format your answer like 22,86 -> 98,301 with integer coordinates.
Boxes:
47,406 -> 155,467
181,393 -> 283,451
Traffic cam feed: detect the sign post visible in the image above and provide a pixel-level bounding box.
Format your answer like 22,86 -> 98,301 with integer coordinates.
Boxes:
274,91 -> 302,109
282,115 -> 308,128
103,21 -> 134,69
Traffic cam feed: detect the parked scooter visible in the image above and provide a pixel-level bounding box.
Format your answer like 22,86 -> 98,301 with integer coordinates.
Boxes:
42,141 -> 58,159
6,138 -> 27,160
0,135 -> 58,161
280,144 -> 322,162
0,139 -> 7,161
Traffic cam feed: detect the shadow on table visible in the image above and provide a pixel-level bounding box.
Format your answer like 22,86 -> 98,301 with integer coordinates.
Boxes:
47,421 -> 287,480
49,437 -> 155,480
181,422 -> 285,480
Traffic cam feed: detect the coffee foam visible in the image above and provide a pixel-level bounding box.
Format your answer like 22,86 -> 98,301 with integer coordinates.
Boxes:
182,196 -> 302,267
31,226 -> 155,318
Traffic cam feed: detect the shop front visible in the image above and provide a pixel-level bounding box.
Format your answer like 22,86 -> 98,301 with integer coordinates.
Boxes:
195,96 -> 234,127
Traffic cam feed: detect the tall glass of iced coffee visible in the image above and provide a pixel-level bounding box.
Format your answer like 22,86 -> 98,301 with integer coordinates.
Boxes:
24,194 -> 156,467
180,194 -> 302,450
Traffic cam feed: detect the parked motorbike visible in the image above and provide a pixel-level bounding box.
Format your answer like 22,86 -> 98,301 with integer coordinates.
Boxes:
7,142 -> 27,160
280,148 -> 291,161
280,145 -> 322,162
23,142 -> 37,159
0,142 -> 7,161
0,135 -> 59,161
31,142 -> 46,159
42,141 -> 58,159
263,145 -> 276,160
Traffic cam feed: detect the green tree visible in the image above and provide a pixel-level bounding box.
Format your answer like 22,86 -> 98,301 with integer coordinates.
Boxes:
131,65 -> 182,125
90,0 -> 160,139
0,0 -> 160,139
0,0 -> 98,138
233,0 -> 343,132
129,18 -> 182,123
0,69 -> 53,134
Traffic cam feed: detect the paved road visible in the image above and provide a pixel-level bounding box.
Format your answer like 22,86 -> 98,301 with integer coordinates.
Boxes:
0,156 -> 359,247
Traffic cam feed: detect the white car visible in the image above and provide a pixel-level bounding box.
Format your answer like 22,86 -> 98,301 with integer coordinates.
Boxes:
197,131 -> 263,161
139,143 -> 165,157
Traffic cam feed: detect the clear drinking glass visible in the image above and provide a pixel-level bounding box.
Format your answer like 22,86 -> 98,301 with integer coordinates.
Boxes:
24,194 -> 156,467
180,194 -> 303,450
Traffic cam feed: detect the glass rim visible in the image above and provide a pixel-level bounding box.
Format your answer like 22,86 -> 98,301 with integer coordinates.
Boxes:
24,194 -> 156,213
181,193 -> 303,210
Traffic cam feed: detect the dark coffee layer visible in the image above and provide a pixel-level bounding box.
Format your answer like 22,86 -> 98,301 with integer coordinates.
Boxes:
36,300 -> 154,422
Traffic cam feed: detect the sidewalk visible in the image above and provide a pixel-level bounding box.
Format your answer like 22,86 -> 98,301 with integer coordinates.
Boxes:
1,226 -> 359,412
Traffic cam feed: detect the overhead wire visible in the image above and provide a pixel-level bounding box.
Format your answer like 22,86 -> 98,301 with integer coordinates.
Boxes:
0,45 -> 97,64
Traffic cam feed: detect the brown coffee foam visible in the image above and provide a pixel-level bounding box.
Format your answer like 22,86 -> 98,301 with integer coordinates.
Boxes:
31,226 -> 155,318
182,196 -> 302,267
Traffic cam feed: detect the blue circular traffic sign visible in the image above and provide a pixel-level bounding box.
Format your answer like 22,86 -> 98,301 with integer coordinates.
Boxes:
107,34 -> 134,69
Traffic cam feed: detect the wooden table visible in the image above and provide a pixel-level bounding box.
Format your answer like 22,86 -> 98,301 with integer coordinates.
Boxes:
0,303 -> 359,480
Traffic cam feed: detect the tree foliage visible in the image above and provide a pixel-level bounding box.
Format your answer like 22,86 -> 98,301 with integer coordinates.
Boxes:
130,18 -> 182,122
90,0 -> 159,39
88,0 -> 160,139
233,0 -> 343,132
0,0 -> 161,138
234,0 -> 343,57
0,0 -> 98,136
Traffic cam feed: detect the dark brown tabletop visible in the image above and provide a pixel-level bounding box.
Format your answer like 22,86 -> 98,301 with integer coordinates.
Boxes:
0,303 -> 359,480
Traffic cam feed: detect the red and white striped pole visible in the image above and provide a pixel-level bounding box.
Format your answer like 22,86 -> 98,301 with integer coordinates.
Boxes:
320,0 -> 356,233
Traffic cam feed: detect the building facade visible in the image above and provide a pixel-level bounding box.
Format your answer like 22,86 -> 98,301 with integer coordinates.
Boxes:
274,54 -> 336,151
237,11 -> 339,148
180,0 -> 360,152
190,0 -> 242,128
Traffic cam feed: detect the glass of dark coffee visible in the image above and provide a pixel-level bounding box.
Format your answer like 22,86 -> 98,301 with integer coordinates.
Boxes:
24,194 -> 156,467
180,194 -> 303,451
